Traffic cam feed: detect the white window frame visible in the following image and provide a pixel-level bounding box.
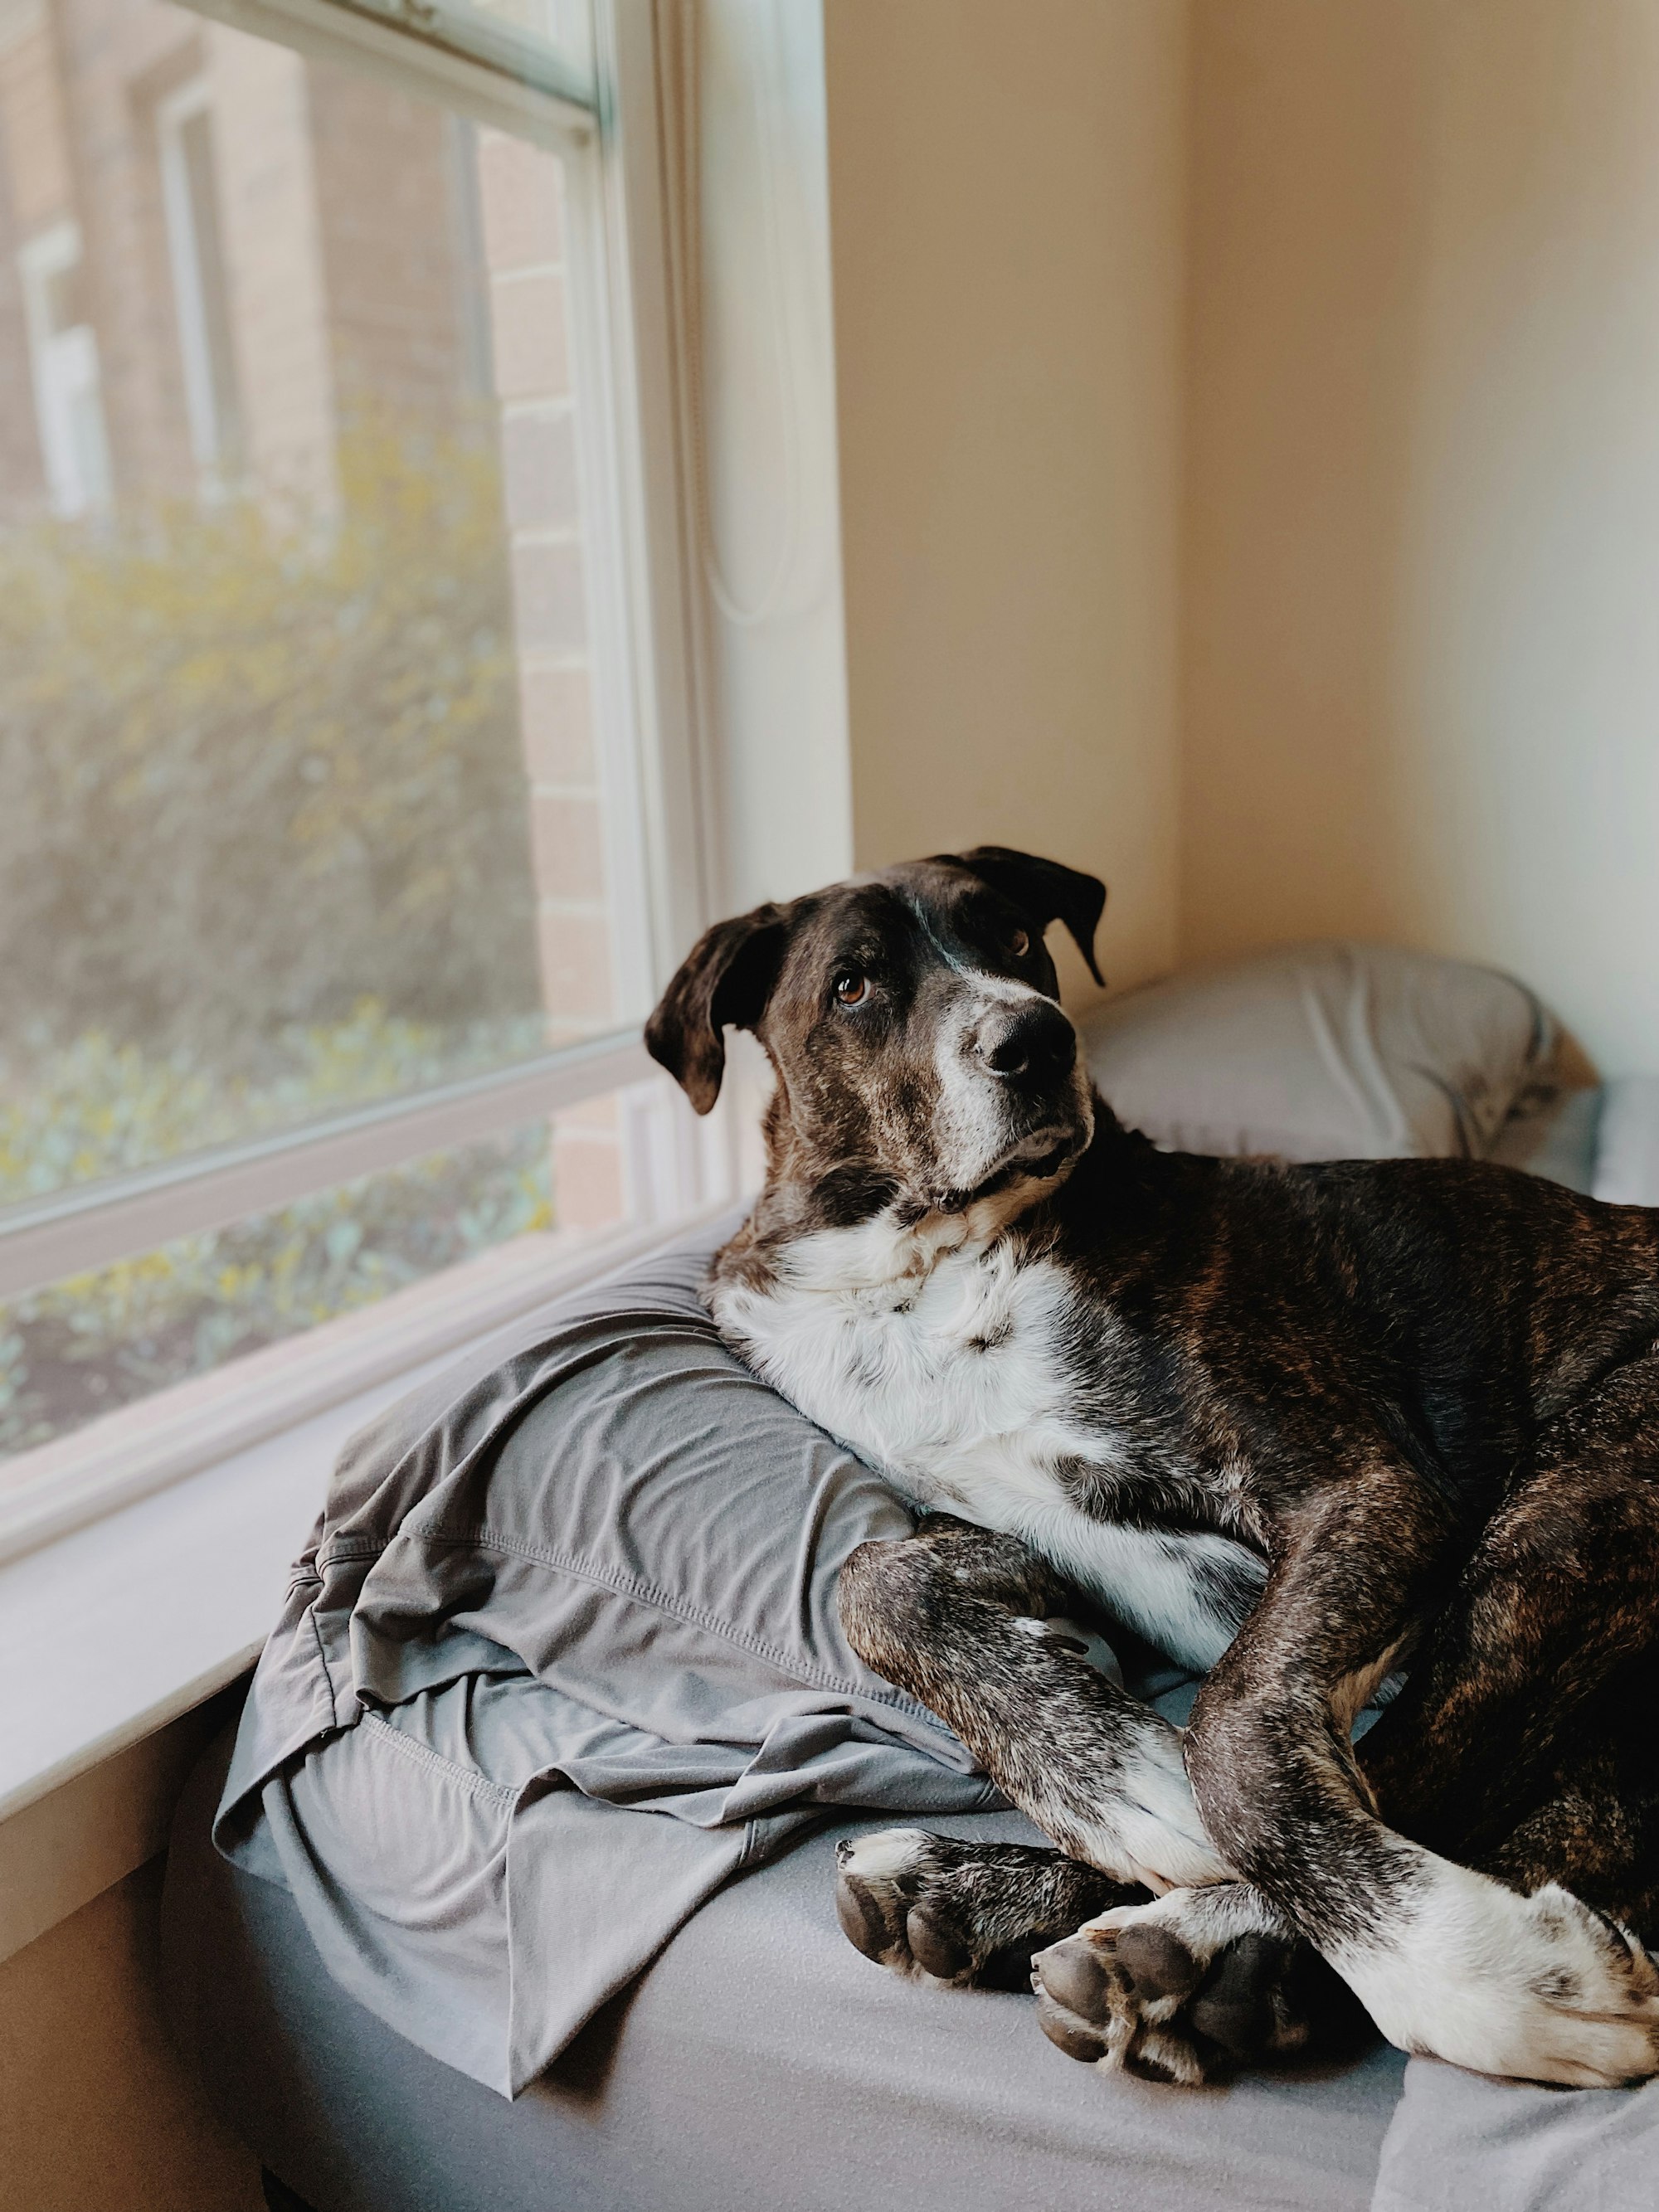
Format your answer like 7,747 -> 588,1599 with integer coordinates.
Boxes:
0,0 -> 727,1562
17,219 -> 114,519
156,76 -> 236,479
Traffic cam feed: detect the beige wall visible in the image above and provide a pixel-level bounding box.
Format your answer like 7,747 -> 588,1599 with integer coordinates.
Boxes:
0,1860 -> 264,2212
824,0 -> 1191,1003
1183,0 -> 1659,1075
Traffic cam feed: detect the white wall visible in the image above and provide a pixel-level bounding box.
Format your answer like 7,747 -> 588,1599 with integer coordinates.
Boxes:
1184,0 -> 1659,1075
679,0 -> 853,916
823,0 -> 1192,1004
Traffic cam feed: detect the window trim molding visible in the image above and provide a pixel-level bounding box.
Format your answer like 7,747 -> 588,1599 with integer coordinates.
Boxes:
181,0 -> 596,151
0,1030 -> 655,1303
566,0 -> 718,1004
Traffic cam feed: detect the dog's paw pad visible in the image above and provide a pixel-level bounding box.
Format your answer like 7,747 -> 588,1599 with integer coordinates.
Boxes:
1186,1932 -> 1289,2058
832,1829 -> 1128,1993
905,1902 -> 974,1981
1029,1932 -> 1117,2020
1116,1923 -> 1203,2003
834,1829 -> 932,1970
1034,1979 -> 1115,2065
1031,1890 -> 1319,2083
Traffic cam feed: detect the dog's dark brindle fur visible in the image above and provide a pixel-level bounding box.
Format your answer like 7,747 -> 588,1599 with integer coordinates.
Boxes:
646,848 -> 1659,2089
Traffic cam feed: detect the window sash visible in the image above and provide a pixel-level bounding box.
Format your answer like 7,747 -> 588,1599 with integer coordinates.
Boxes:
0,1030 -> 654,1304
182,0 -> 598,150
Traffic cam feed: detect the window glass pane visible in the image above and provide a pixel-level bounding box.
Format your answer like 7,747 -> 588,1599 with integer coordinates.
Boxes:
0,1 -> 719,1472
0,0 -> 631,1202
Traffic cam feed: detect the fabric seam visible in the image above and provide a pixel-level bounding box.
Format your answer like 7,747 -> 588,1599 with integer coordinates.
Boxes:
408,1518 -> 952,1732
359,1709 -> 522,1807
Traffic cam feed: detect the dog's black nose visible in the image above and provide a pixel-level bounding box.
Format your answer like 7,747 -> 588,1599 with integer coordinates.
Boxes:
975,1001 -> 1077,1082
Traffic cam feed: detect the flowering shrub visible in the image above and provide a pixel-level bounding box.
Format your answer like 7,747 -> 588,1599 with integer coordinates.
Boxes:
0,415 -> 542,1067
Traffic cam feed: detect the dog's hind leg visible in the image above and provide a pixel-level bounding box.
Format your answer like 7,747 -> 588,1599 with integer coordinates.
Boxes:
1357,1354 -> 1659,1947
1165,1440 -> 1659,2088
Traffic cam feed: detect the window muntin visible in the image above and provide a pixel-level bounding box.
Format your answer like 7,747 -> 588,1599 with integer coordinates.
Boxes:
0,0 -> 718,1469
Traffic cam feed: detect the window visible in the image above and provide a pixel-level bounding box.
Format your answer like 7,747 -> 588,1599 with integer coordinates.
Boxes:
0,0 -> 722,1539
17,220 -> 113,518
156,80 -> 243,481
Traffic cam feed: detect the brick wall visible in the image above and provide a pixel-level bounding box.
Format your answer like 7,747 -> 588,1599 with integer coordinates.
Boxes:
476,126 -> 629,1228
0,12 -> 56,514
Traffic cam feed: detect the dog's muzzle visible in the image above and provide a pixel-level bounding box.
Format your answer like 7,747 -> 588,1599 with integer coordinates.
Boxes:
971,999 -> 1078,1088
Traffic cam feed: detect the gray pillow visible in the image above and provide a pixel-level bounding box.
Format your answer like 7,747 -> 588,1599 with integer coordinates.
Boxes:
1078,941 -> 1554,1164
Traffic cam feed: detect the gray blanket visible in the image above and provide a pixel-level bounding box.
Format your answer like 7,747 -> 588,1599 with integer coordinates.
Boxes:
215,1214 -> 1000,2096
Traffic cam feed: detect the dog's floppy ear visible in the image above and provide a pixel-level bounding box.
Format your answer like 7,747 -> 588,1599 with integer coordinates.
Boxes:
645,904 -> 789,1114
937,846 -> 1107,985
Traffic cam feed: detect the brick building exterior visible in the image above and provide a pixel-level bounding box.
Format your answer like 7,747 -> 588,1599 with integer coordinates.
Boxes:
0,0 -> 628,1223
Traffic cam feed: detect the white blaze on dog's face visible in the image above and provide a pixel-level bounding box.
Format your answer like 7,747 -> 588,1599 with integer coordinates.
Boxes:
645,848 -> 1105,1228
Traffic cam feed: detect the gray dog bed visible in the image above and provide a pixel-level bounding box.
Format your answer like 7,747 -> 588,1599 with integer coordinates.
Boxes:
161,946 -> 1659,2210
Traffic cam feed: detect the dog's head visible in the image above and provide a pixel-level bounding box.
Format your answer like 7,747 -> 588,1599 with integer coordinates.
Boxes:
646,848 -> 1104,1224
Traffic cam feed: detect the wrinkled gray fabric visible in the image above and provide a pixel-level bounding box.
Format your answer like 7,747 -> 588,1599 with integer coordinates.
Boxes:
216,1212 -> 1000,2096
1079,941 -> 1554,1164
1372,2059 -> 1659,2212
1594,1075 -> 1659,1207
173,1732 -> 1410,2212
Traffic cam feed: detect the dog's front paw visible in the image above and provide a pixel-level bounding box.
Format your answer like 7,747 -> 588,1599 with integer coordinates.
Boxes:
834,1828 -> 1133,1992
1341,1872 -> 1659,2088
1031,1884 -> 1334,2085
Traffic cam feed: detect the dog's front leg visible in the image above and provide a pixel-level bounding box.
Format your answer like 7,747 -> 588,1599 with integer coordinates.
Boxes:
1178,1466 -> 1659,2088
839,1514 -> 1226,1892
839,1514 -> 1331,2081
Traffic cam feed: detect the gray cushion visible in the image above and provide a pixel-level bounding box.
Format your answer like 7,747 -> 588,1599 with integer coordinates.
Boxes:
1079,941 -> 1554,1164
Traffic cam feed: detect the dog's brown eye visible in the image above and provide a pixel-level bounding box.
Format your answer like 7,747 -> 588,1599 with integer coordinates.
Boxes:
1009,927 -> 1030,958
833,968 -> 868,1007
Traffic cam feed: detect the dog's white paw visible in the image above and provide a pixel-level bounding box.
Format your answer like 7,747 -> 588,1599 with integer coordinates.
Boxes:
1339,1869 -> 1659,2088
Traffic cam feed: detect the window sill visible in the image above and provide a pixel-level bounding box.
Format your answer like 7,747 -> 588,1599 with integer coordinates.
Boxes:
0,1204 -> 724,1960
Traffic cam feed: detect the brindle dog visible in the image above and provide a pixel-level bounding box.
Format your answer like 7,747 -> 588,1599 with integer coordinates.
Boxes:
645,848 -> 1659,2089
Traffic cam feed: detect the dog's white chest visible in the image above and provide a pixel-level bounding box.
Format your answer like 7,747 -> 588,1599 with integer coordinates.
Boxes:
713,1225 -> 1260,1670
718,1234 -> 1077,1495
